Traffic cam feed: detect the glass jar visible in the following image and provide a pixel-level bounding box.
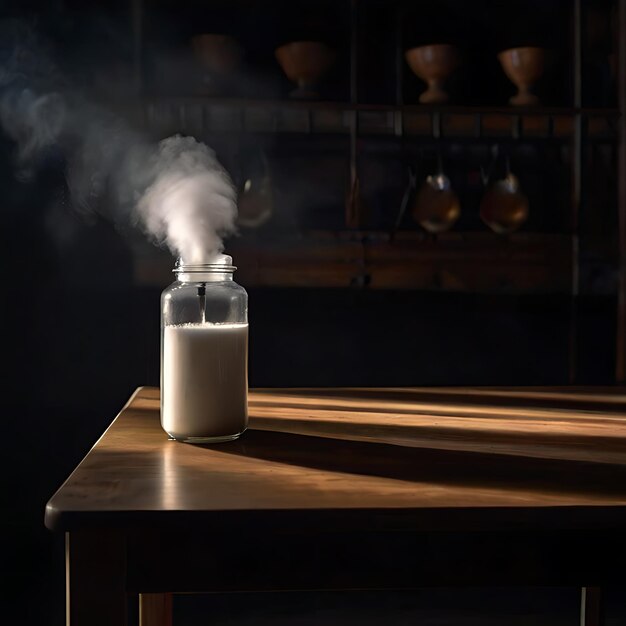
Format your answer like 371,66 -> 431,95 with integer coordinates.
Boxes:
160,255 -> 248,443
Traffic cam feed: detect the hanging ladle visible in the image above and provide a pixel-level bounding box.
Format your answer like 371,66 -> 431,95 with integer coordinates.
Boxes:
480,154 -> 529,234
237,148 -> 273,229
412,151 -> 461,233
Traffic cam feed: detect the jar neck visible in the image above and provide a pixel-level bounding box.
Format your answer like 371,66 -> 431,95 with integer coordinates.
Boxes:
175,271 -> 234,283
174,260 -> 236,283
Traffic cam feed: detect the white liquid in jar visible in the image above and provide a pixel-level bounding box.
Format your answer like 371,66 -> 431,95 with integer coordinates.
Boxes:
161,322 -> 248,441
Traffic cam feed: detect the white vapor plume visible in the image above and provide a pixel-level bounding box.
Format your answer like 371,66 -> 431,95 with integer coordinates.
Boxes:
0,89 -> 66,170
0,21 -> 238,264
138,137 -> 237,264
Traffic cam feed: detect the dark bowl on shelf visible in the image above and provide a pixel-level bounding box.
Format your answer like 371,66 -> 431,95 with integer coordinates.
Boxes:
191,34 -> 242,74
275,41 -> 335,99
405,44 -> 460,104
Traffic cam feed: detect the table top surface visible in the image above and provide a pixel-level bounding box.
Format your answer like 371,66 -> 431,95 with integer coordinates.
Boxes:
45,386 -> 626,532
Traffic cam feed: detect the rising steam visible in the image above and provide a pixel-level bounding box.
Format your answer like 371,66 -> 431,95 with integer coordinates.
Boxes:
138,137 -> 237,264
0,21 -> 237,264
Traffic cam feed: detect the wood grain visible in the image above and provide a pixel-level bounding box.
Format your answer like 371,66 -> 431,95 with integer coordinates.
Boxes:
139,593 -> 172,626
46,386 -> 626,533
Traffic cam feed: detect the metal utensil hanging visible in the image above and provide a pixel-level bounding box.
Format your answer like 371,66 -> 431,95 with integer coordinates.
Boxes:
238,147 -> 273,229
480,153 -> 529,234
413,147 -> 461,234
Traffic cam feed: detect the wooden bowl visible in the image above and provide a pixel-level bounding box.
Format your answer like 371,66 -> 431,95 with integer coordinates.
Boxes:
275,41 -> 335,99
191,34 -> 242,74
405,44 -> 460,104
498,47 -> 545,106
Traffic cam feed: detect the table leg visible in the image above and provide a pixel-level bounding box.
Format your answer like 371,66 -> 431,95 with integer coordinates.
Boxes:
139,593 -> 173,626
66,531 -> 127,626
581,587 -> 602,626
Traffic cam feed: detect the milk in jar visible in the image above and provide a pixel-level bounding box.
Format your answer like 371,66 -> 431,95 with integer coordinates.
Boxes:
160,256 -> 248,443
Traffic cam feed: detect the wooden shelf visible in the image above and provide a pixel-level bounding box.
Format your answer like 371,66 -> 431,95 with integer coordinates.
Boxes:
138,97 -> 620,140
361,232 -> 573,292
134,232 -> 573,293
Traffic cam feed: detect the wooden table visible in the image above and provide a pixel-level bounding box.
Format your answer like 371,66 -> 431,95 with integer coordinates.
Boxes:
45,386 -> 626,626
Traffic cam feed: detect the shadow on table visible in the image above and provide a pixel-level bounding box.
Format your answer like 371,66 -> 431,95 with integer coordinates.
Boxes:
208,428 -> 626,499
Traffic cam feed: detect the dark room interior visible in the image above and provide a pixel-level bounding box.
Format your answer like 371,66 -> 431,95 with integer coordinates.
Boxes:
1,0 -> 625,625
